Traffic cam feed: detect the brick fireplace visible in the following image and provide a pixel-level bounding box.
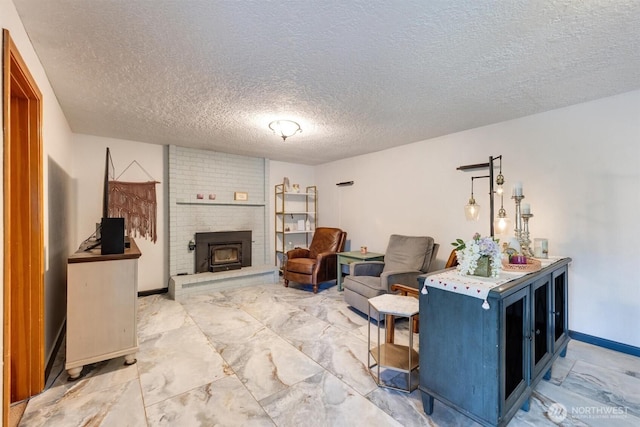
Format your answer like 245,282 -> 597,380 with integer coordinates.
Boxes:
167,146 -> 278,300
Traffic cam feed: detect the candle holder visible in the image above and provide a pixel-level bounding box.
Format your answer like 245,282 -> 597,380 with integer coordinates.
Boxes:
520,213 -> 534,257
512,194 -> 524,243
512,194 -> 534,257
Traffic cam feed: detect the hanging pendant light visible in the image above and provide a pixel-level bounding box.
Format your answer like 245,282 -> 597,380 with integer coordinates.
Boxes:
458,155 -> 505,236
494,205 -> 511,234
496,172 -> 505,196
465,178 -> 481,221
493,156 -> 509,233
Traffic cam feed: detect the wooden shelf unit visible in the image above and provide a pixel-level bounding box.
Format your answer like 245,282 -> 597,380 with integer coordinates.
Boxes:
274,183 -> 317,270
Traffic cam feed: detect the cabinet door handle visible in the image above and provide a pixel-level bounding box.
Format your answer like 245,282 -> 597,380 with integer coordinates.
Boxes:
535,329 -> 541,335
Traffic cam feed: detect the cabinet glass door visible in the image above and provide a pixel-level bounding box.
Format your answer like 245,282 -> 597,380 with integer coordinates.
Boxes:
553,267 -> 569,349
503,287 -> 529,410
532,276 -> 552,380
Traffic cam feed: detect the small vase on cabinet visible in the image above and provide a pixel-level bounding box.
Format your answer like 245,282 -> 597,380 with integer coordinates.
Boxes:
473,255 -> 491,277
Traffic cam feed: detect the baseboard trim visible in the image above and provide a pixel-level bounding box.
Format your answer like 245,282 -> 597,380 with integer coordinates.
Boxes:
138,287 -> 168,297
569,330 -> 640,357
45,321 -> 66,381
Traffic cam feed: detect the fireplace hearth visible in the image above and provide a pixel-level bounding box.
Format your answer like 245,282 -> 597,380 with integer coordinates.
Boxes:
195,231 -> 252,273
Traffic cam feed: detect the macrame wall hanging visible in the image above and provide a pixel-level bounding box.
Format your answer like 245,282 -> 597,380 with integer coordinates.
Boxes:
108,160 -> 159,243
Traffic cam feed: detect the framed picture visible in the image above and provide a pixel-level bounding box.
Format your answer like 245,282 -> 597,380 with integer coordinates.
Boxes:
234,191 -> 248,201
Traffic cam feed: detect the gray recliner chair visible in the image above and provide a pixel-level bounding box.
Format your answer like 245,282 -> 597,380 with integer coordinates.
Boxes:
343,234 -> 438,319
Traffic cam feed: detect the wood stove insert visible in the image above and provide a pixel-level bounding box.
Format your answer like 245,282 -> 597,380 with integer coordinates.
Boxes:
195,231 -> 252,273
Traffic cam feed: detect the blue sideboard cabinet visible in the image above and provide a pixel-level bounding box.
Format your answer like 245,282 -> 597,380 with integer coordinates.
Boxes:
418,258 -> 571,427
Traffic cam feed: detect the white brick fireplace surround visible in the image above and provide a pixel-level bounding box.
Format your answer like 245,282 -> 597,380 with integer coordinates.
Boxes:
168,145 -> 277,300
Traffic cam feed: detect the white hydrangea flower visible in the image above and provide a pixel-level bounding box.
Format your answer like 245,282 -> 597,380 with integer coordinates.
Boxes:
455,234 -> 502,277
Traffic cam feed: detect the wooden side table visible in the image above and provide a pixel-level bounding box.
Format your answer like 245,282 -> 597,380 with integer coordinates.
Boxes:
368,293 -> 419,393
336,250 -> 384,291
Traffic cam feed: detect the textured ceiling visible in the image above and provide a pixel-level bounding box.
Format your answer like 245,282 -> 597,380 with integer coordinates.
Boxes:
13,0 -> 640,165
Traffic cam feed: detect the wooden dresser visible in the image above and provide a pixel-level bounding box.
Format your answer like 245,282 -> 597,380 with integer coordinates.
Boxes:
66,238 -> 142,379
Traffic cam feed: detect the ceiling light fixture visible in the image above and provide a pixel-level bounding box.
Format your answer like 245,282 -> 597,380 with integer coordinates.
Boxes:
268,120 -> 302,141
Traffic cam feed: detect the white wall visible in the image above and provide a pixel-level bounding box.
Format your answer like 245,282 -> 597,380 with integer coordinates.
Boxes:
72,134 -> 167,292
316,90 -> 640,348
1,0 -> 77,410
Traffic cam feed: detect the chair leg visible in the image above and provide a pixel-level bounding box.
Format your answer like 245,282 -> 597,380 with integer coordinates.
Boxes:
312,284 -> 318,293
284,279 -> 289,287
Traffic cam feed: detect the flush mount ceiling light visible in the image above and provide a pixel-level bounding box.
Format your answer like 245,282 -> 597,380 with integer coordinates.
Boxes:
268,120 -> 302,141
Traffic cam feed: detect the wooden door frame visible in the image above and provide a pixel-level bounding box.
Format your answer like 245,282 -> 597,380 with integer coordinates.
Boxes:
2,28 -> 45,423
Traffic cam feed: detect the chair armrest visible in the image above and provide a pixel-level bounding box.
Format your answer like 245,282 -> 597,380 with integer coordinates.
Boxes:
350,261 -> 385,277
287,248 -> 310,259
380,269 -> 422,290
316,251 -> 339,262
390,283 -> 420,297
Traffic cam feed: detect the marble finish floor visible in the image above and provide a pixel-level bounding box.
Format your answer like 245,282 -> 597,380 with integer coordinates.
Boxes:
19,280 -> 640,426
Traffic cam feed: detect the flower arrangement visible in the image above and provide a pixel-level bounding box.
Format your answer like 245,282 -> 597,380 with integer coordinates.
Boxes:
452,233 -> 502,278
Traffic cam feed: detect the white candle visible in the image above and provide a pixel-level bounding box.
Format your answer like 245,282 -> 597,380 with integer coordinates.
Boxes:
513,182 -> 523,196
522,203 -> 531,214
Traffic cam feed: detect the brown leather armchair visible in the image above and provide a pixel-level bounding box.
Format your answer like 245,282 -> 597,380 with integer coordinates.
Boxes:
283,227 -> 347,293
